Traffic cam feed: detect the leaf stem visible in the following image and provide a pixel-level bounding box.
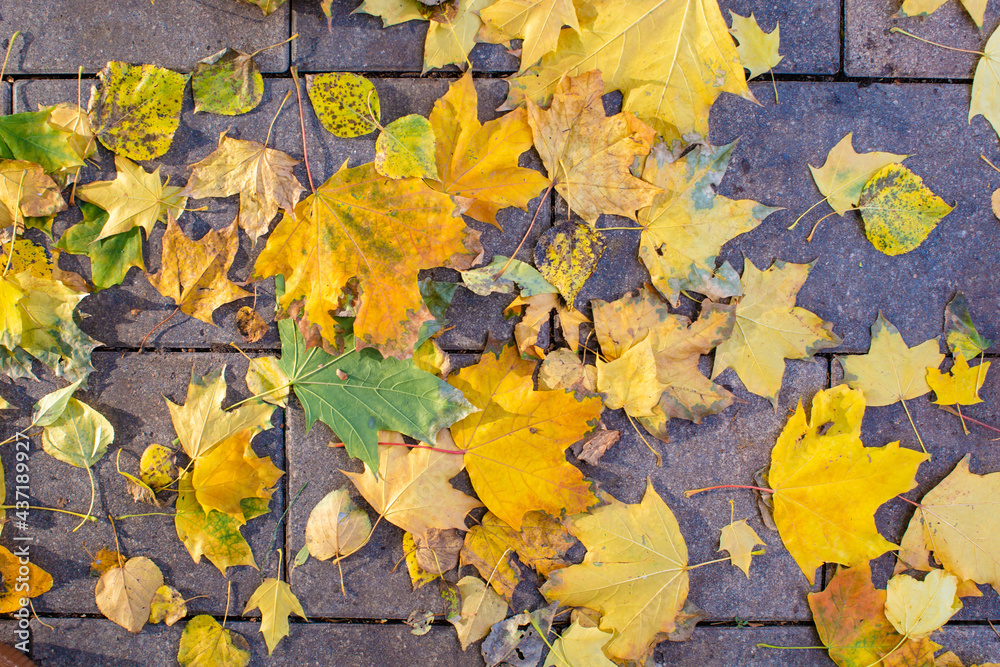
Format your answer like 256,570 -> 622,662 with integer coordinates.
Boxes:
0,31 -> 21,82
757,644 -> 826,650
981,154 -> 1000,175
684,484 -> 774,498
249,33 -> 299,59
899,398 -> 928,456
498,180 -> 555,278
108,515 -> 125,568
806,209 -> 840,242
73,463 -> 96,532
262,482 -> 308,576
896,494 -> 921,507
770,69 -> 779,104
0,504 -> 97,521
686,554 -> 736,571
625,412 -> 661,467
890,27 -> 984,55
139,306 -> 181,352
290,66 -> 315,194
939,404 -> 1000,434
265,90 -> 292,148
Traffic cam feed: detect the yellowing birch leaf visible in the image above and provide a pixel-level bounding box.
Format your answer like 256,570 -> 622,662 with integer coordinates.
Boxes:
449,345 -> 602,529
185,132 -> 304,246
718,516 -> 765,577
140,443 -> 176,491
541,480 -> 688,662
945,292 -> 994,359
343,431 -> 481,540
423,0 -> 492,73
190,430 -> 283,522
544,620 -> 616,667
31,378 -> 84,427
526,71 -> 660,224
427,73 -> 548,228
0,545 -> 52,613
971,28 -> 1000,139
764,385 -> 926,583
840,313 -> 945,406
191,48 -> 264,116
174,475 -> 257,574
451,575 -> 508,650
859,163 -> 952,256
253,162 -> 480,358
243,578 -> 307,655
95,556 -> 163,633
505,0 -> 752,144
178,615 -> 251,667
712,260 -> 839,405
534,221 -> 605,304
895,455 -> 1000,592
306,73 -> 380,138
886,569 -> 962,639
40,397 -> 114,468
638,142 -> 778,306
146,216 -> 251,325
479,0 -> 581,71
808,132 -> 908,216
0,160 -> 66,228
899,0 -> 986,28
89,61 -> 187,160
927,354 -> 989,405
305,487 -> 373,561
729,13 -> 783,80
810,563 -> 940,667
148,585 -> 187,625
375,114 -> 438,180
76,155 -> 187,241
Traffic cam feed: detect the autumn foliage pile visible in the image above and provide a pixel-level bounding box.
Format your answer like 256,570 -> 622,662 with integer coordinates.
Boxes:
1,0 -> 999,665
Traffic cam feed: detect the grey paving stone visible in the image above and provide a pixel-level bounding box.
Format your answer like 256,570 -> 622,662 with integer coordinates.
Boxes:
831,355 -> 1000,621
0,0 -> 290,75
291,0 -> 517,72
710,81 -> 1000,354
719,0 -> 841,75
934,625 -> 1000,664
0,352 -> 285,617
590,360 -> 829,622
655,625 -> 833,666
846,0 -> 999,78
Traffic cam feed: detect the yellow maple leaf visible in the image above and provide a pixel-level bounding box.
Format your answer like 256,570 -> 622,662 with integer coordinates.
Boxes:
596,336 -> 664,417
526,71 -> 660,224
426,73 -> 548,228
927,354 -> 989,405
175,474 -> 258,574
717,502 -> 765,577
541,480 -> 688,662
146,216 -> 251,325
766,385 -> 926,583
0,544 -> 52,613
899,0 -> 985,28
242,578 -> 306,655
253,162 -> 480,358
190,429 -> 283,523
479,0 -> 581,72
448,344 -> 602,529
712,260 -> 839,405
423,0 -> 492,73
729,12 -> 783,80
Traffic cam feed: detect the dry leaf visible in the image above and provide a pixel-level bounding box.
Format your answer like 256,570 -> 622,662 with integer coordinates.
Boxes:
926,354 -> 989,405
178,615 -> 251,667
148,584 -> 187,625
305,487 -> 372,561
95,556 -> 164,633
858,163 -> 952,256
243,578 -> 307,655
808,132 -> 907,216
450,575 -> 508,650
729,12 -> 783,80
885,569 -> 962,639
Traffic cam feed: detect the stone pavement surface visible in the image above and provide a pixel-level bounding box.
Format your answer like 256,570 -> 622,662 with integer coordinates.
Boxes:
0,0 -> 998,665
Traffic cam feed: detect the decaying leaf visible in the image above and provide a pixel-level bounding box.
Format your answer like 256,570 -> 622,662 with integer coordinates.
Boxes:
413,528 -> 463,574
461,255 -> 557,297
729,13 -> 783,80
571,428 -> 620,465
403,532 -> 441,590
858,163 -> 952,256
306,72 -> 380,138
0,545 -> 52,613
0,160 -> 66,229
538,348 -> 597,397
479,0 -> 580,72
140,443 -> 176,491
305,487 -> 373,561
89,61 -> 187,160
808,132 -> 908,216
178,615 -> 251,667
944,291 -> 993,359
235,306 -> 268,343
534,221 -> 605,305
481,604 -> 556,667
450,575 -> 508,651
243,578 -> 307,655
885,569 -> 962,639
95,556 -> 164,633
148,584 -> 187,625
927,354 -> 989,405
449,344 -> 602,529
375,114 -> 438,180
712,260 -> 839,405
192,48 -> 264,116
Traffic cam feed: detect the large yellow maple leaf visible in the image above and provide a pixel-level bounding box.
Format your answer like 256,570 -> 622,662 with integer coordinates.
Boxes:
190,429 -> 283,523
254,162 -> 481,358
768,385 -> 926,583
541,480 -> 689,662
448,344 -> 602,530
479,0 -> 580,72
426,73 -> 548,228
505,0 -> 752,144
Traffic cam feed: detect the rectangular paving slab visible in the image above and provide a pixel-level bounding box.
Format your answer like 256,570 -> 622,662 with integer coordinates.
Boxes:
846,0 -> 996,77
0,0 -> 290,74
720,0 -> 841,74
710,81 -> 1000,354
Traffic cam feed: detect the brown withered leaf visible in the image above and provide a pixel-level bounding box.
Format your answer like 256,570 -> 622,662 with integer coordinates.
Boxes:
235,306 -> 268,343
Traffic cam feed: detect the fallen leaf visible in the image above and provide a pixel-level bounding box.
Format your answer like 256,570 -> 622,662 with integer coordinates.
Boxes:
147,216 -> 251,325
75,155 -> 187,241
927,354 -> 989,405
306,72 -> 379,138
243,578 -> 307,655
526,71 -> 660,224
810,563 -> 939,667
537,348 -> 596,397
972,28 -> 1000,139
765,385 -> 925,583
31,378 -> 84,427
412,338 -> 451,378
534,221 -> 605,305
344,431 -> 481,540
148,584 -> 187,625
858,163 -> 951,255
885,569 -> 962,639
90,548 -> 123,577
596,337 -> 664,417
245,356 -> 289,407
185,132 -> 304,246
0,545 -> 52,613
718,516 -> 765,577
44,102 -> 98,172
354,0 -> 426,25
541,480 -> 688,662
712,260 -> 839,405
375,114 -> 438,180
571,428 -> 620,465
730,13 -> 783,80
0,108 -> 86,174
239,0 -> 287,14
944,291 -> 993,359
89,61 -> 187,160
178,614 -> 251,667
95,556 -> 163,633
638,141 -> 778,306
235,306 -> 268,343
426,73 -> 548,228
40,397 -> 114,468
140,443 -> 176,491
899,0 -> 985,28
54,202 -> 145,290
305,487 -> 373,561
895,455 -> 1000,592
461,255 -> 557,297
449,344 -> 602,529
423,0 -> 492,73
405,608 -> 436,635
808,132 -> 907,216
413,528 -> 463,574
479,0 -> 580,72
190,430 -> 283,522
451,575 -> 508,650
403,532 -> 440,590
254,162 -> 480,357
0,160 -> 66,228
544,620 -> 616,667
191,48 -> 264,116
482,604 -> 557,667
174,475 -> 257,574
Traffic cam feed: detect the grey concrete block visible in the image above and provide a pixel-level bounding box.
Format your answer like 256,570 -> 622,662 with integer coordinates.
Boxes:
933,625 -> 1000,664
0,352 -> 285,617
710,81 -> 1000,354
720,0 -> 841,75
291,0 -> 517,72
846,0 -> 999,77
0,0 -> 290,75
589,360 -> 829,622
655,625 -> 833,666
